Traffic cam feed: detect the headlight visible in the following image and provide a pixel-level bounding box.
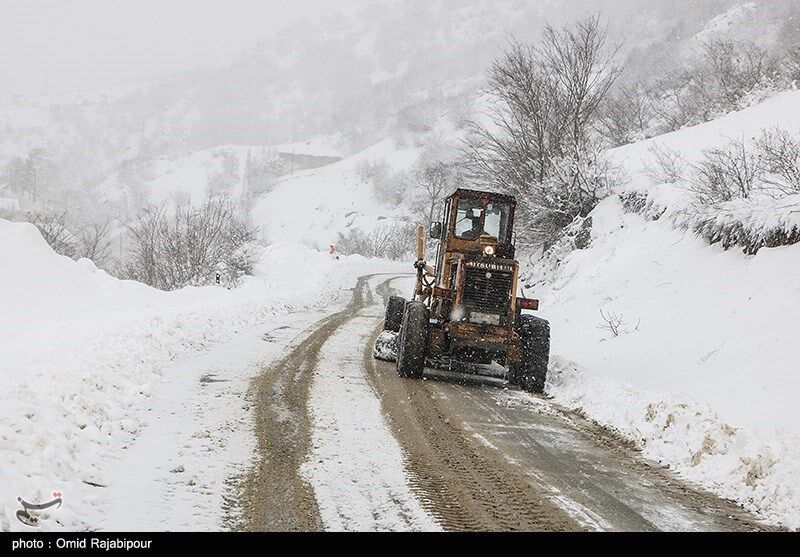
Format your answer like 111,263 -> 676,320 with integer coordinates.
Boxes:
483,245 -> 495,256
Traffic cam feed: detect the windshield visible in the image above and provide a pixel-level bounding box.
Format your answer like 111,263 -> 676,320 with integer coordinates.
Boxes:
454,199 -> 484,239
484,202 -> 510,240
454,198 -> 511,241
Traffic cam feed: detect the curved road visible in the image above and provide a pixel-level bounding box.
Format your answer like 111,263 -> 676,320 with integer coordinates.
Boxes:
235,274 -> 773,532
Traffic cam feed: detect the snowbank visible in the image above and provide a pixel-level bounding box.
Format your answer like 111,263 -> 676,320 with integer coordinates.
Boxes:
537,197 -> 800,436
536,198 -> 800,527
533,91 -> 800,529
0,218 -> 403,531
548,357 -> 800,529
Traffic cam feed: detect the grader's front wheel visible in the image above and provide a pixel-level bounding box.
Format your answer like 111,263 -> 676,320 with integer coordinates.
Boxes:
396,301 -> 429,379
384,295 -> 406,332
509,315 -> 550,393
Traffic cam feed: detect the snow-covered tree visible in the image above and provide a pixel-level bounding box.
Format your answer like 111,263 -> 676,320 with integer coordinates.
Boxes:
2,149 -> 58,205
463,16 -> 621,246
206,148 -> 241,197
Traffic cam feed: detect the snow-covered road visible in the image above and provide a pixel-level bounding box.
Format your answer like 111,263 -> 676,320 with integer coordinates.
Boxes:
301,276 -> 438,531
93,309 -> 331,531
234,274 -> 774,532
237,275 -> 438,531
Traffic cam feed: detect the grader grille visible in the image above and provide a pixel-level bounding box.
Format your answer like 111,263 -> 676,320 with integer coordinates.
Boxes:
462,267 -> 513,313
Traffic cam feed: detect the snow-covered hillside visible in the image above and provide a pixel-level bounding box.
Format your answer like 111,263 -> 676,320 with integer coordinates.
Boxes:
98,141 -> 342,208
611,90 -> 800,184
532,90 -> 800,528
252,138 -> 418,248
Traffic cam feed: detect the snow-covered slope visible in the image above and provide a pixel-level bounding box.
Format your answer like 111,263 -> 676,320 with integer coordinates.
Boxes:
611,89 -> 800,181
6,0 -> 780,209
535,91 -> 800,528
98,141 -> 343,208
252,138 -> 418,249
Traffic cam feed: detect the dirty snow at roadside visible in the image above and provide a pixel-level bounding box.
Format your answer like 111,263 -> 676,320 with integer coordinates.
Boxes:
0,218 -> 404,531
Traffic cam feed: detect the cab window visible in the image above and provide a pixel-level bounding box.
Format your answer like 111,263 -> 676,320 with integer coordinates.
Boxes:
484,202 -> 510,240
454,199 -> 483,239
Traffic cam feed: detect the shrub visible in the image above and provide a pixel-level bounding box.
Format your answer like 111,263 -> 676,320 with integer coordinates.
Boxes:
649,39 -> 784,133
521,152 -> 622,248
24,211 -> 76,258
755,128 -> 800,195
336,221 -> 416,260
74,219 -> 115,268
355,158 -> 406,206
687,139 -> 764,204
643,143 -> 687,184
121,197 -> 260,290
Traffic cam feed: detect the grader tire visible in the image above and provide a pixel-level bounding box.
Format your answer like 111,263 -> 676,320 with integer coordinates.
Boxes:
384,295 -> 406,332
396,301 -> 429,379
509,315 -> 550,393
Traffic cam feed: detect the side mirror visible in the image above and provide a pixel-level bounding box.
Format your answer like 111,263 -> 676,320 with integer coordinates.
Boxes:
429,222 -> 442,239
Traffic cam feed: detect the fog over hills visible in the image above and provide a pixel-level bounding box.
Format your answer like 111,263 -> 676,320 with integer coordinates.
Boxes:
1,0 -> 798,204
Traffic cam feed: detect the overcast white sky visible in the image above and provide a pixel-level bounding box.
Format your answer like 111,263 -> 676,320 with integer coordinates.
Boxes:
0,0 -> 364,98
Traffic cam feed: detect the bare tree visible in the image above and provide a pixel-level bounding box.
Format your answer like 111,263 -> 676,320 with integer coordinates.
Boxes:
463,16 -> 622,247
356,158 -> 408,206
206,148 -> 241,197
539,15 -> 623,152
25,211 -> 76,257
698,40 -> 778,110
596,83 -> 653,146
241,148 -> 286,210
2,149 -> 57,204
463,39 -> 563,191
75,219 -> 115,267
649,72 -> 706,133
649,39 -> 782,133
411,161 -> 454,226
121,205 -> 164,288
786,45 -> 800,84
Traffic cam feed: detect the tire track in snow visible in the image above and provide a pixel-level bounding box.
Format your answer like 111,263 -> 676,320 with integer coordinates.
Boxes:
300,276 -> 439,531
238,274 -> 437,531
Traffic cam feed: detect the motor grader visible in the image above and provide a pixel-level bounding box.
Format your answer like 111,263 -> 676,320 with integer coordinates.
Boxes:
382,188 -> 550,393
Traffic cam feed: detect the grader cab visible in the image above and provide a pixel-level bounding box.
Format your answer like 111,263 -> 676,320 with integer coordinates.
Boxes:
382,188 -> 550,393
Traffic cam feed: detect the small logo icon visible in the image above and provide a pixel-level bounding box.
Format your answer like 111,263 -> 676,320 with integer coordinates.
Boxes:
16,493 -> 63,527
